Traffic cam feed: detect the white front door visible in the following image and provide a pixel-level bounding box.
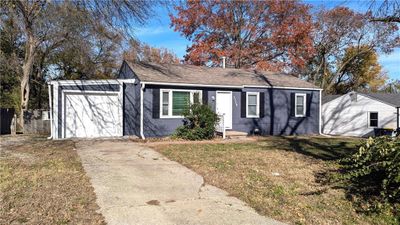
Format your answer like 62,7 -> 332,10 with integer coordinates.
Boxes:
64,92 -> 122,138
216,91 -> 232,129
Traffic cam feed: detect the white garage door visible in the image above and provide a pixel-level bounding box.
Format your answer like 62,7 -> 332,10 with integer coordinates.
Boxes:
64,92 -> 122,138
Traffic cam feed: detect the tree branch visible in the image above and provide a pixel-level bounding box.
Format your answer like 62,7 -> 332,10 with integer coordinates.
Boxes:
369,16 -> 400,23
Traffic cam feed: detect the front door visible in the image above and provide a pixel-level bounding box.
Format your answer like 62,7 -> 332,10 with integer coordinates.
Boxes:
216,91 -> 232,129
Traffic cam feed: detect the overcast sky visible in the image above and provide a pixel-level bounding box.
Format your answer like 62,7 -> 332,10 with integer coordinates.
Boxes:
134,1 -> 399,80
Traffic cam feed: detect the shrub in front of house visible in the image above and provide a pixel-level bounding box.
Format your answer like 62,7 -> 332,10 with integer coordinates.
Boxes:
175,103 -> 219,140
338,136 -> 399,216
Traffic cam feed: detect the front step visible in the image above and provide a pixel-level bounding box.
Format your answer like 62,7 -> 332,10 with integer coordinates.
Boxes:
225,131 -> 248,139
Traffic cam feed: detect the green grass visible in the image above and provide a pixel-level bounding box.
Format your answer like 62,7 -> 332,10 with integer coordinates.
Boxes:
153,136 -> 397,225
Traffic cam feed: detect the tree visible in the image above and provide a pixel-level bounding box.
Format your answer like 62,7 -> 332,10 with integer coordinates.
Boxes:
303,7 -> 399,94
333,46 -> 386,93
381,79 -> 400,93
170,0 -> 314,72
0,0 -> 155,132
369,0 -> 400,23
123,40 -> 180,64
48,20 -> 122,80
0,13 -> 22,110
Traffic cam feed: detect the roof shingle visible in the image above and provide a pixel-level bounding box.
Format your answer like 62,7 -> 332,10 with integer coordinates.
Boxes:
323,92 -> 400,107
126,61 -> 319,89
361,93 -> 400,107
322,95 -> 341,103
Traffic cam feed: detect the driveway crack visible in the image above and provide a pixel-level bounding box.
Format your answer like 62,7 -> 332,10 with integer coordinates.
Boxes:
136,149 -> 145,159
197,178 -> 206,199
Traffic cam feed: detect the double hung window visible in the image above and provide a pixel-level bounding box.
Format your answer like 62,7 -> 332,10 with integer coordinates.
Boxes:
160,90 -> 202,118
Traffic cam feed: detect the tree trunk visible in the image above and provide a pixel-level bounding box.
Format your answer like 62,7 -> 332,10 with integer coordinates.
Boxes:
18,35 -> 36,133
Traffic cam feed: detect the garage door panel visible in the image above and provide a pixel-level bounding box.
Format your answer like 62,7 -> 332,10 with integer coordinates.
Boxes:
64,92 -> 122,138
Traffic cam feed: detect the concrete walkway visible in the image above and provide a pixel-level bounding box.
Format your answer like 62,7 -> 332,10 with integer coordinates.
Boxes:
76,140 -> 285,225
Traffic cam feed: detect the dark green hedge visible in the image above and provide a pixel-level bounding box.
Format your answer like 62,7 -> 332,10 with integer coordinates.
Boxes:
175,103 -> 219,140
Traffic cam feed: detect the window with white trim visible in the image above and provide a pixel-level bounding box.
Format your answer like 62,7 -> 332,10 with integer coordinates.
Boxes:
246,92 -> 259,118
160,89 -> 202,118
295,93 -> 306,117
368,112 -> 378,127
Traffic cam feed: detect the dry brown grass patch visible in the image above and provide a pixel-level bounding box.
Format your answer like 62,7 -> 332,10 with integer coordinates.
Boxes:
151,136 -> 392,225
0,135 -> 105,224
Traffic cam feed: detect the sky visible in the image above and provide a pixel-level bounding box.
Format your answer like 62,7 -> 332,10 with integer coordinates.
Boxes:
134,1 -> 399,80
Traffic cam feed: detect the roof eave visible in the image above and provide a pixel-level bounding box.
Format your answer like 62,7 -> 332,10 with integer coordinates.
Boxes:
141,81 -> 322,91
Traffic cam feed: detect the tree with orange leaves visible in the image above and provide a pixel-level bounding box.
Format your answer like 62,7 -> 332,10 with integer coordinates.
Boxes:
170,0 -> 314,72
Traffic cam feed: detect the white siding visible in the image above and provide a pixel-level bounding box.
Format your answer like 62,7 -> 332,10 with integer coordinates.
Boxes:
322,93 -> 398,137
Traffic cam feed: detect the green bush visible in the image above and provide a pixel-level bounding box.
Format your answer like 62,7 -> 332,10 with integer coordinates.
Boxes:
338,136 -> 400,215
175,103 -> 219,140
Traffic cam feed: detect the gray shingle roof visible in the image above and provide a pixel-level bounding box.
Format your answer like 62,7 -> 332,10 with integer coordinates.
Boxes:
361,93 -> 400,107
126,61 -> 319,89
323,92 -> 400,107
322,95 -> 341,104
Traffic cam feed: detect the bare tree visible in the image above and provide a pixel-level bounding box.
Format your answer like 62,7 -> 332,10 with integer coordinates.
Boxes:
0,0 -> 155,132
123,40 -> 180,64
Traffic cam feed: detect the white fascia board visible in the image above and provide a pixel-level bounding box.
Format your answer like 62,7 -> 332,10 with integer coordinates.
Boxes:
48,79 -> 135,85
141,81 -> 322,91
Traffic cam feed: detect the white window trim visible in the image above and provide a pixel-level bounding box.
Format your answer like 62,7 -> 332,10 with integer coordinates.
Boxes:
368,111 -> 379,128
246,92 -> 260,118
160,89 -> 202,118
295,93 -> 307,117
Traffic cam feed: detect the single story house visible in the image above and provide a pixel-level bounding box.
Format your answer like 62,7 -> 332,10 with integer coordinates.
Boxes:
48,61 -> 322,139
322,92 -> 400,137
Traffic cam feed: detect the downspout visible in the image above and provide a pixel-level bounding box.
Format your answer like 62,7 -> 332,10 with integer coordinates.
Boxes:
140,82 -> 145,139
319,89 -> 322,135
47,83 -> 53,139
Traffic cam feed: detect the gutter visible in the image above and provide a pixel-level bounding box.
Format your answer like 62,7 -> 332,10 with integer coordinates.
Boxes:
140,82 -> 146,139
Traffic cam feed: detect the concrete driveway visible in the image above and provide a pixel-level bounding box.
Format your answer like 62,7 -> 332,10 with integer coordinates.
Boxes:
76,140 -> 285,225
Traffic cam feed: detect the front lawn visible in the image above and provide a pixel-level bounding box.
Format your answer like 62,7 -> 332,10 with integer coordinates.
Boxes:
152,136 -> 395,225
0,135 -> 104,224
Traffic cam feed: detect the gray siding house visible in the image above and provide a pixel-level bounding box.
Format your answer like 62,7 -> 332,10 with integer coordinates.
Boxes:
49,61 -> 322,139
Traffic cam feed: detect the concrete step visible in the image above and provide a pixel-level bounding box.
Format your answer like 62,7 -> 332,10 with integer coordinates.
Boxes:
225,131 -> 248,139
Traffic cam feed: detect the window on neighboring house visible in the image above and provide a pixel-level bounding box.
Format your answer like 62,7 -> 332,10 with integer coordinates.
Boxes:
295,93 -> 306,117
369,112 -> 378,127
246,92 -> 259,118
160,89 -> 202,118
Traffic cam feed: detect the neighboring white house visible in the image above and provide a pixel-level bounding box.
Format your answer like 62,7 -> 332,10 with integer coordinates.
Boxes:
322,92 -> 400,137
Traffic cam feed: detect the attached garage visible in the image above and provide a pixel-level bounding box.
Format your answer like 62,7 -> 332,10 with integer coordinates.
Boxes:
64,92 -> 122,138
48,79 -> 135,139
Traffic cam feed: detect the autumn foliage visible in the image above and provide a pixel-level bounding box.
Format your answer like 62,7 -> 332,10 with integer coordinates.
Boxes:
305,7 -> 399,94
170,0 -> 314,72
